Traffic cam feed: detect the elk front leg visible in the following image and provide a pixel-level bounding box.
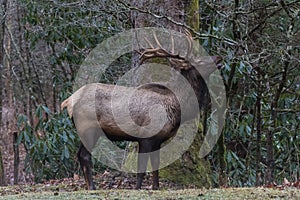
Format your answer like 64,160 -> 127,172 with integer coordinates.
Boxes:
78,143 -> 96,190
136,141 -> 151,189
150,149 -> 160,190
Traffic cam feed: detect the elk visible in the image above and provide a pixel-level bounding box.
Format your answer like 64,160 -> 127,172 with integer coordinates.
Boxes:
61,31 -> 222,190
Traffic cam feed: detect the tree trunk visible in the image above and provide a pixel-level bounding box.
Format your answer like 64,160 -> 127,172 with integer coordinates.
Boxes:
216,0 -> 241,187
13,132 -> 19,185
0,0 -> 8,186
183,0 -> 199,31
217,129 -> 227,186
0,149 -> 4,186
160,0 -> 212,187
128,0 -> 212,187
255,66 -> 262,186
266,59 -> 289,184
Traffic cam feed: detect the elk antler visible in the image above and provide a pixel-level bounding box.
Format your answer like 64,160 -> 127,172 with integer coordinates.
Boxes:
139,30 -> 194,70
139,30 -> 222,72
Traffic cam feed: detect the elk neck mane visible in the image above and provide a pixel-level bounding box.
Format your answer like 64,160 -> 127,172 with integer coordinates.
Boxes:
179,66 -> 209,110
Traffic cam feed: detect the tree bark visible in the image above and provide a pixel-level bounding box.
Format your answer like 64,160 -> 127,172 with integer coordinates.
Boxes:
266,58 -> 289,184
13,132 -> 19,185
216,0 -> 241,187
0,0 -> 8,186
183,0 -> 199,32
255,66 -> 262,186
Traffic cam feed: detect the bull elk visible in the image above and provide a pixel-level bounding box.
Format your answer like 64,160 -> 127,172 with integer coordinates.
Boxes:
61,30 -> 222,190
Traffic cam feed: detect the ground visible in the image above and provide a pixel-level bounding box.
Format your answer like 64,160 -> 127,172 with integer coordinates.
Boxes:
0,186 -> 299,199
0,173 -> 299,199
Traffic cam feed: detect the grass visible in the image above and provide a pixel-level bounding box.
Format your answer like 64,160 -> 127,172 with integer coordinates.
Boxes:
0,186 -> 299,200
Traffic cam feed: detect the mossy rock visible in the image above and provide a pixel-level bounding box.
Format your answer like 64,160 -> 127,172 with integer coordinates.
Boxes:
159,155 -> 211,188
159,123 -> 212,188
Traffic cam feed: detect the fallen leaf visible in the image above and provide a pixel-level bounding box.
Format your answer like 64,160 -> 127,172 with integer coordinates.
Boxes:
283,178 -> 290,186
73,174 -> 80,180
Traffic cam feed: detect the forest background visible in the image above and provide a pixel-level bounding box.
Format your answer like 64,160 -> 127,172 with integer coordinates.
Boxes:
0,0 -> 299,189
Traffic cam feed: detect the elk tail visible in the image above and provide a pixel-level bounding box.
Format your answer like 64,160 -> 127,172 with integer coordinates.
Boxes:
61,96 -> 73,118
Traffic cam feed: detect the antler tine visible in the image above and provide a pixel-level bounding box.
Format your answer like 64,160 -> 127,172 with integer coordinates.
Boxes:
183,28 -> 192,38
171,34 -> 175,54
183,29 -> 193,60
139,30 -> 195,70
144,36 -> 155,49
152,31 -> 163,49
139,31 -> 177,64
139,48 -> 160,64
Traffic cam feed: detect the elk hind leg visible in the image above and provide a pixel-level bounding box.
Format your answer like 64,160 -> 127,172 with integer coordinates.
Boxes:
150,145 -> 160,190
78,143 -> 96,190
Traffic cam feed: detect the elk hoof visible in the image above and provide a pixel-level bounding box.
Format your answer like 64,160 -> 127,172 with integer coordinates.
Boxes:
88,185 -> 96,190
135,185 -> 142,190
152,186 -> 159,190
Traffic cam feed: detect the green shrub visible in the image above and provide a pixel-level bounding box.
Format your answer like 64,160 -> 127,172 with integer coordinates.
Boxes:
17,106 -> 80,182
